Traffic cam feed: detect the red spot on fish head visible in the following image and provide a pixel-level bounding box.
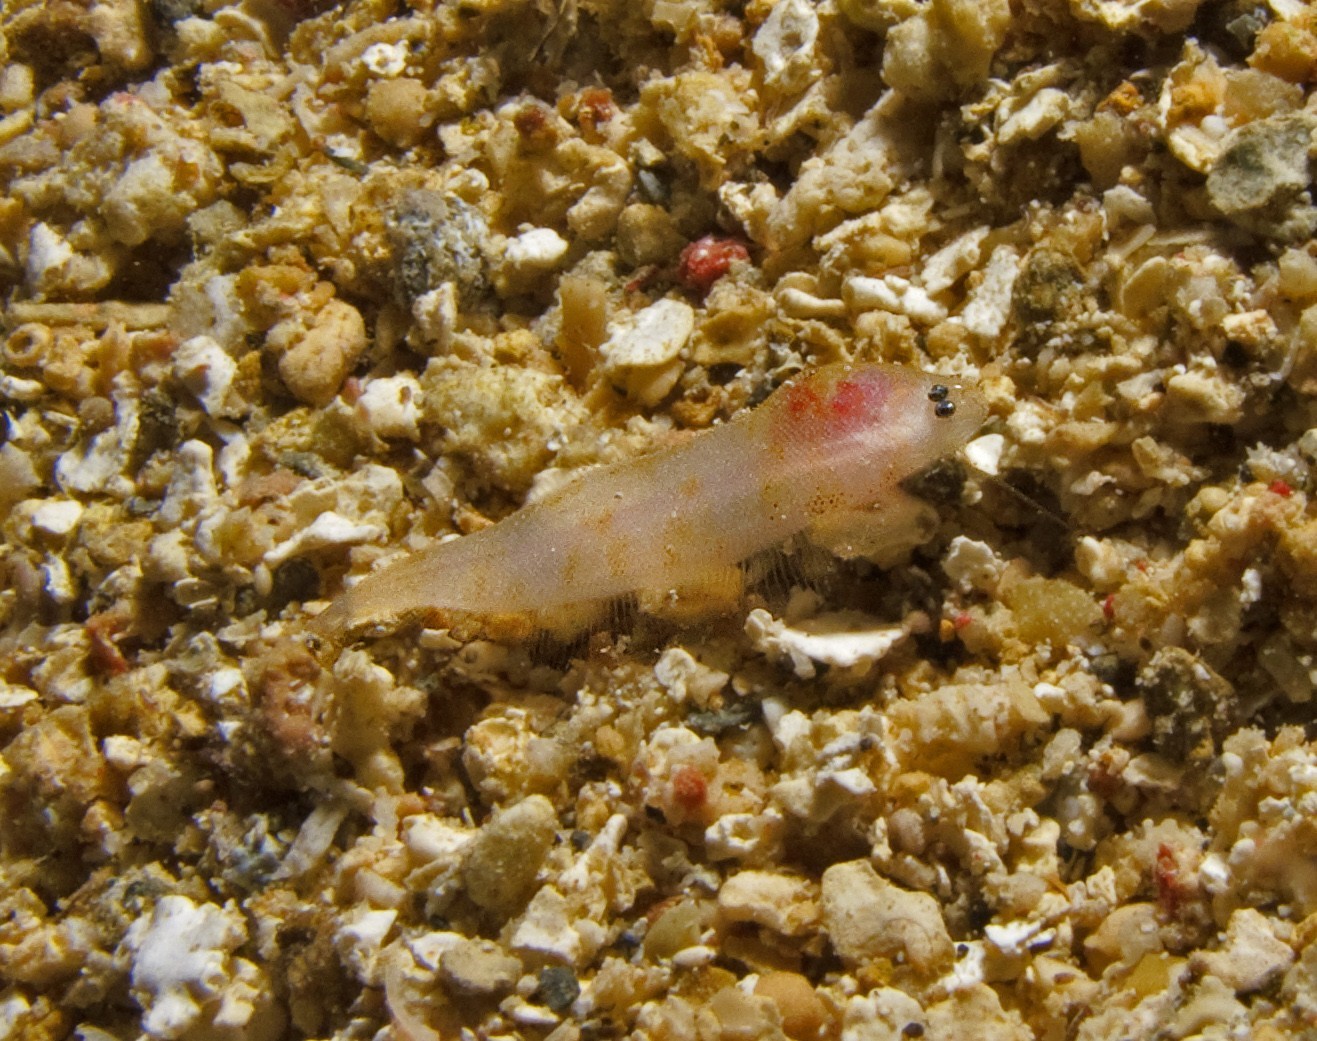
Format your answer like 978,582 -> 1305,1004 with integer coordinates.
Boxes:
785,381 -> 823,418
820,370 -> 891,438
778,369 -> 893,444
829,375 -> 883,423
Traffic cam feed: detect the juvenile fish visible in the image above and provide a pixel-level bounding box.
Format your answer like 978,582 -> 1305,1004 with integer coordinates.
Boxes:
310,363 -> 987,644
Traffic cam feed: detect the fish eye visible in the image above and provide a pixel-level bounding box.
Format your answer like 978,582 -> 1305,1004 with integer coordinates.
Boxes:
928,384 -> 950,402
934,399 -> 956,418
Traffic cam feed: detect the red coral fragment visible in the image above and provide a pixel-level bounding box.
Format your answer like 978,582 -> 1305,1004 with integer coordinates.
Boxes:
676,236 -> 749,294
671,765 -> 708,814
514,104 -> 556,148
1155,841 -> 1190,917
578,88 -> 615,140
86,609 -> 131,677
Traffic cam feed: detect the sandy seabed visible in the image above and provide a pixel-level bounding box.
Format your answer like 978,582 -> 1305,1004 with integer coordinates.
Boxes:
3,0 -> 1317,1038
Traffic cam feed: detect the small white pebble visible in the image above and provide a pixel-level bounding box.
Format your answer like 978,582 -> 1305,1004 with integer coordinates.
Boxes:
361,41 -> 409,77
963,433 -> 1005,476
41,557 -> 77,605
670,945 -> 717,968
357,375 -> 423,441
505,227 -> 569,270
30,499 -> 83,537
0,374 -> 45,402
103,735 -> 145,770
599,297 -> 695,368
943,536 -> 1004,593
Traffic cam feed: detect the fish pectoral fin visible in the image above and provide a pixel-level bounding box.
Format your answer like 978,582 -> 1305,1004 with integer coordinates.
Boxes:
806,492 -> 936,564
636,566 -> 745,622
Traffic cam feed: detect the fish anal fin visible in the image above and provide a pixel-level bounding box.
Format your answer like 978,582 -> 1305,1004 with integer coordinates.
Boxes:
806,492 -> 936,565
636,566 -> 745,624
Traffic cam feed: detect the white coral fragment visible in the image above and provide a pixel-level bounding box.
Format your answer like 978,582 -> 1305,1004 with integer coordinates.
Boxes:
361,41 -> 410,77
104,147 -> 222,247
598,297 -> 694,405
752,0 -> 821,95
123,895 -> 280,1041
264,513 -> 387,567
1190,911 -> 1290,996
54,395 -> 139,497
821,860 -> 954,972
0,682 -> 38,710
336,906 -> 399,986
844,274 -> 947,323
997,87 -> 1071,145
357,374 -> 423,440
600,297 -> 695,369
275,803 -> 350,881
29,499 -> 83,538
943,536 -> 1006,593
1070,0 -> 1205,33
718,870 -> 820,936
960,245 -> 1022,338
920,227 -> 990,296
704,809 -> 785,861
158,440 -> 219,528
41,557 -> 77,605
745,608 -> 908,679
964,433 -> 1005,476
174,336 -> 239,418
654,647 -> 729,704
25,222 -> 75,295
510,885 -> 582,964
505,226 -> 569,270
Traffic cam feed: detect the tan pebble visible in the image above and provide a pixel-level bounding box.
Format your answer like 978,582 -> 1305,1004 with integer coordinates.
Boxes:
718,870 -> 820,936
1278,247 -> 1317,302
1279,517 -> 1317,597
276,299 -> 367,407
643,899 -> 715,960
707,985 -> 778,1036
754,971 -> 828,1040
1002,575 -> 1103,648
820,860 -> 954,973
931,0 -> 1011,85
1189,908 -> 1295,993
462,795 -> 557,918
1121,951 -> 1187,1000
439,938 -> 522,996
615,203 -> 686,268
366,78 -> 434,148
1250,21 -> 1317,85
0,63 -> 34,111
1083,902 -> 1162,975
